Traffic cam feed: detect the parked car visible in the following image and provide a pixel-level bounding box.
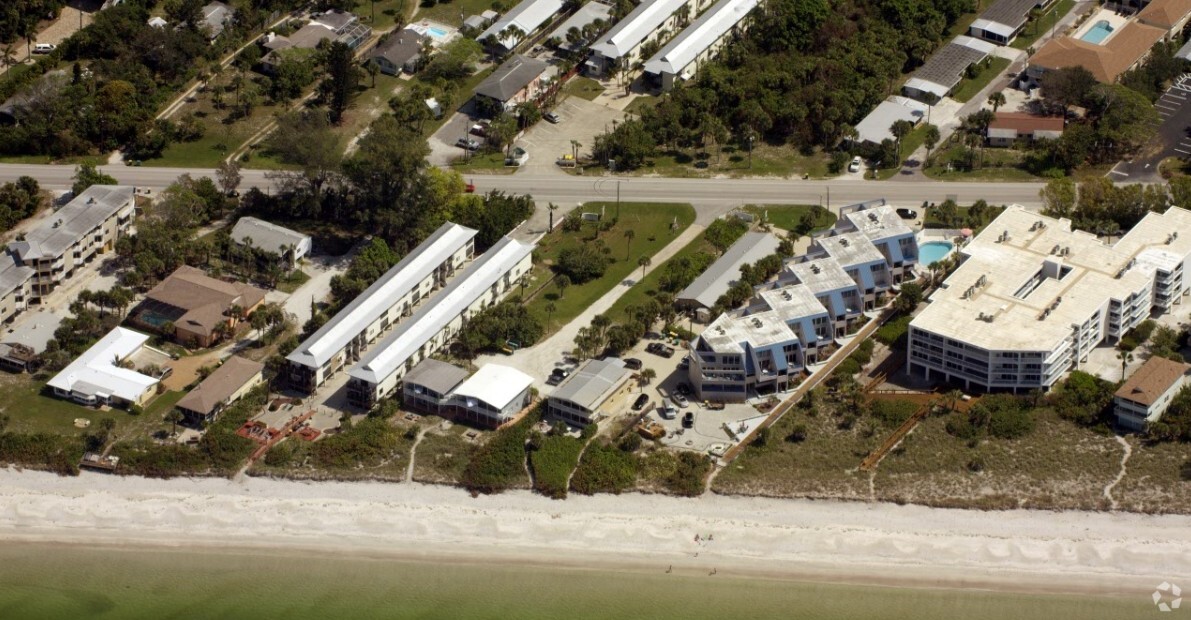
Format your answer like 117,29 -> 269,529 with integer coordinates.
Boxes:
848,156 -> 862,173
469,123 -> 487,137
623,358 -> 643,370
546,367 -> 569,385
671,392 -> 689,408
456,137 -> 480,151
632,394 -> 649,411
646,342 -> 663,355
659,404 -> 678,420
544,111 -> 561,123
895,208 -> 918,220
678,355 -> 690,370
676,382 -> 691,396
33,43 -> 56,54
658,345 -> 676,358
682,412 -> 695,428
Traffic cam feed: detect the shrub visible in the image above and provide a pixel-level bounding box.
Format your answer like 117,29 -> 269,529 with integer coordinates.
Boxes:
987,402 -> 1034,439
0,432 -> 83,476
875,314 -> 912,348
835,357 -> 861,376
528,431 -> 585,499
311,417 -> 401,470
461,409 -> 538,494
664,452 -> 710,497
570,441 -> 639,495
786,423 -> 808,442
870,399 -> 918,427
556,245 -> 609,283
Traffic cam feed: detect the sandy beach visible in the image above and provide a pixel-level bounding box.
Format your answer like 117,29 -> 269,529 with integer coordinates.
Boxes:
0,467 -> 1187,597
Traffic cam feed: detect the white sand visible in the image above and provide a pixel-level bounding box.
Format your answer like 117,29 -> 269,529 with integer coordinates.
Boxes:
0,467 -> 1188,595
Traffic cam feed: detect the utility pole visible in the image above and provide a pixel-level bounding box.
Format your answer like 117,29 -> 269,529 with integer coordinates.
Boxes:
616,180 -> 621,220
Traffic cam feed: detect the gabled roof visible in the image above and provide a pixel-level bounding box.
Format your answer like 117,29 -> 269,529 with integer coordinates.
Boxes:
1138,0 -> 1191,29
0,254 -> 33,299
546,1 -> 613,51
451,364 -> 534,410
288,222 -> 477,370
176,356 -> 264,416
592,0 -> 687,60
677,232 -> 780,309
1116,356 -> 1188,406
549,358 -> 631,411
1031,22 -> 1166,82
230,217 -> 311,257
478,0 -> 565,49
47,328 -> 159,402
201,1 -> 234,38
11,185 -> 134,262
643,0 -> 759,76
475,55 -> 549,101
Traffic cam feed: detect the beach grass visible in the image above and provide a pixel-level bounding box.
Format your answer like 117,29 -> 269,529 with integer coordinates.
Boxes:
412,425 -> 479,484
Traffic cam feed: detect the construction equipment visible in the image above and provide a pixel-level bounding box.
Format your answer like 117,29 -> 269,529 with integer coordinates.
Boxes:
635,419 -> 665,440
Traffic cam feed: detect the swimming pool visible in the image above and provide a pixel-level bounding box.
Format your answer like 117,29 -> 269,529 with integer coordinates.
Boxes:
1080,20 -> 1114,45
427,26 -> 449,38
919,241 -> 954,266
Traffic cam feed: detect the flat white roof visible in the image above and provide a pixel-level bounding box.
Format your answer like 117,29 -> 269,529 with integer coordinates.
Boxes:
350,236 -> 534,385
677,231 -> 780,309
47,327 -> 158,401
701,309 -> 798,353
287,222 -> 476,369
842,205 -> 915,244
971,18 -> 1017,38
591,0 -> 688,59
478,0 -> 565,49
911,206 -> 1191,352
814,231 -> 887,269
785,257 -> 856,295
855,97 -> 928,144
756,283 -> 829,320
643,0 -> 759,76
452,364 -> 534,410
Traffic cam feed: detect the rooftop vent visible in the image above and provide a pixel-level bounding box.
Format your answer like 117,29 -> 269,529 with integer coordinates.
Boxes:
868,213 -> 879,222
1168,231 -> 1179,244
810,264 -> 821,274
752,318 -> 763,328
87,197 -> 96,205
1051,244 -> 1061,255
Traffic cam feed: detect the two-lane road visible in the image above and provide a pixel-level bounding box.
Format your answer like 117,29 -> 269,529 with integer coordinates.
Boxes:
0,163 -> 1050,207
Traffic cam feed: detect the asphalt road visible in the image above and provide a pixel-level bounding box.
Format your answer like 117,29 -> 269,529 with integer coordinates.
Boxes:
1111,73 -> 1191,182
0,163 -> 1052,208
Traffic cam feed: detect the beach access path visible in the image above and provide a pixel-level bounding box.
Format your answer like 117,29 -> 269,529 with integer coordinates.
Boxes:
0,467 -> 1187,598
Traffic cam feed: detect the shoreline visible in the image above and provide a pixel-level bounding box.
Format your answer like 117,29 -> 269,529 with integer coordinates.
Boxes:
0,468 -> 1187,599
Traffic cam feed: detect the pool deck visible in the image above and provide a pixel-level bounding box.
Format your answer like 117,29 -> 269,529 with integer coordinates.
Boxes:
1073,9 -> 1129,43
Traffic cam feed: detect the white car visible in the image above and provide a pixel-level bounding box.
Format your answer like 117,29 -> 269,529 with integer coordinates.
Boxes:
848,156 -> 862,173
33,43 -> 56,54
658,404 -> 678,420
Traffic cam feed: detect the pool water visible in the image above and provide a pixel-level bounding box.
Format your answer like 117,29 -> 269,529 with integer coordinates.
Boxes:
920,240 -> 954,266
427,26 -> 449,38
1081,20 -> 1114,45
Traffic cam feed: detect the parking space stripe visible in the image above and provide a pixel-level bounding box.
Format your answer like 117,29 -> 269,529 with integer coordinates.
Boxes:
1176,148 -> 1191,154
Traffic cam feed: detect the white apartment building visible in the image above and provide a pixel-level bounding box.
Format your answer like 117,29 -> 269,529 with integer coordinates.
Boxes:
10,185 -> 135,300
908,205 -> 1191,392
642,0 -> 758,91
286,222 -> 477,392
1114,356 -> 1189,431
587,0 -> 710,76
346,236 -> 534,408
835,199 -> 919,283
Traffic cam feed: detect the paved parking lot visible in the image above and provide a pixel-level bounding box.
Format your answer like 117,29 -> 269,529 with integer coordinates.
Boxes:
1111,73 -> 1191,182
516,97 -> 626,172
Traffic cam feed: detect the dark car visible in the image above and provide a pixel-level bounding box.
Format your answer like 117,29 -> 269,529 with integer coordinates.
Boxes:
895,208 -> 918,220
682,412 -> 695,428
544,111 -> 561,124
624,358 -> 643,370
646,342 -> 663,355
632,394 -> 649,411
676,382 -> 691,396
547,367 -> 569,386
658,345 -> 676,358
678,354 -> 690,370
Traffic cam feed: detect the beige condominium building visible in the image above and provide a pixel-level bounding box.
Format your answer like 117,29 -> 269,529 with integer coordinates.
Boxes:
908,205 -> 1191,392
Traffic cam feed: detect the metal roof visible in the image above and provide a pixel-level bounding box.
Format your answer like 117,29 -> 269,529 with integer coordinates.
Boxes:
906,36 -> 995,97
548,358 -> 631,411
349,236 -> 534,385
0,254 -> 32,298
47,328 -> 159,402
403,358 -> 470,395
677,231 -> 780,309
230,217 -> 310,257
977,0 -> 1042,30
546,1 -> 613,51
450,364 -> 534,410
287,222 -> 476,370
11,185 -> 134,262
643,0 -> 759,76
591,0 -> 688,60
478,0 -> 565,49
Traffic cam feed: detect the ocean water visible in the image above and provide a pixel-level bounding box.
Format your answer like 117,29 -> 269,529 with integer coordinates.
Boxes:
0,544 -> 1158,619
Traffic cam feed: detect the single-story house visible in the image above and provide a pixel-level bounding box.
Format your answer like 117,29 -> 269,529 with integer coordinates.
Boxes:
230,216 -> 312,271
201,1 -> 235,40
1114,356 -> 1189,431
853,96 -> 929,146
902,35 -> 997,103
463,10 -> 500,31
131,266 -> 266,348
474,54 -> 550,111
1137,0 -> 1191,38
968,0 -> 1056,45
47,327 -> 160,407
445,364 -> 533,428
175,356 -> 265,426
370,29 -> 429,75
986,112 -> 1064,146
260,10 -> 372,73
1028,21 -> 1166,83
544,1 -> 613,54
402,358 -> 470,413
546,358 -> 632,427
477,0 -> 564,52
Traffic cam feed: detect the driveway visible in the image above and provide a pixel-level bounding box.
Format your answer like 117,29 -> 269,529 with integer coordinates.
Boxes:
271,251 -> 356,327
1110,72 -> 1191,182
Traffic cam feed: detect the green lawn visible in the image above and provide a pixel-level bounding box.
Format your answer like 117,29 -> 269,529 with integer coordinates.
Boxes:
925,142 -> 1041,181
152,73 -> 288,168
562,77 -> 605,101
604,230 -> 715,323
364,0 -> 414,31
875,124 -> 930,180
276,268 -> 312,294
624,95 -> 658,116
742,204 -> 836,233
0,154 -> 107,166
0,376 -> 172,440
1011,0 -> 1079,50
923,204 -> 1006,232
951,57 -> 1012,103
524,202 -> 695,332
449,150 -> 518,174
415,0 -> 500,26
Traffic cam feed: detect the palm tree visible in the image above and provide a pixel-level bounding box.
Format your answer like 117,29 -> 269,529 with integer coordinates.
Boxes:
570,139 -> 581,163
639,368 -> 657,387
987,92 -> 1006,114
166,410 -> 183,437
545,302 -> 557,328
637,255 -> 651,280
555,275 -> 571,299
923,124 -> 940,167
623,229 -> 635,260
0,45 -> 15,71
548,202 -> 559,230
1118,350 -> 1134,380
947,389 -> 964,413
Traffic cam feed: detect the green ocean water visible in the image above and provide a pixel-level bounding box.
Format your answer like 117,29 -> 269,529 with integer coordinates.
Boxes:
0,544 -> 1160,619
